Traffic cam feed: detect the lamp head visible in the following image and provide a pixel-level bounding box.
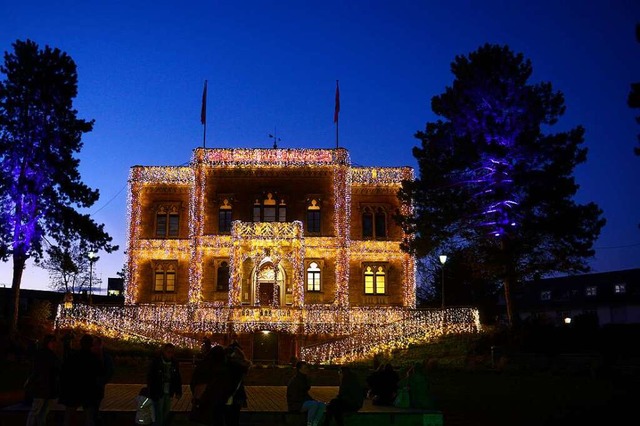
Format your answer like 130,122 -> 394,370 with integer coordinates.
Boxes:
439,255 -> 448,265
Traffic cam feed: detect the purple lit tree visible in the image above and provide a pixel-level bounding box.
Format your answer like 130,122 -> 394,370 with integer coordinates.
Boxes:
396,44 -> 605,326
0,40 -> 117,332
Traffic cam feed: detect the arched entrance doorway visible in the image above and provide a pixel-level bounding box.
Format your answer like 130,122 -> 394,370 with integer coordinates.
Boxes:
252,258 -> 286,306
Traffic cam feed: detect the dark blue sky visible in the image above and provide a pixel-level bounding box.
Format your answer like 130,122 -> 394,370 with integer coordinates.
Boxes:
1,1 -> 639,291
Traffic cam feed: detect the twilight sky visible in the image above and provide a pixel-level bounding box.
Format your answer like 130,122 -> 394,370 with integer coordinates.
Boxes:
1,0 -> 639,292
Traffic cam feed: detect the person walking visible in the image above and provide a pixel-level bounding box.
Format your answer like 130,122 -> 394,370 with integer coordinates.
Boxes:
189,345 -> 231,425
223,342 -> 251,426
91,336 -> 114,425
323,366 -> 364,426
147,343 -> 182,426
287,361 -> 326,426
59,333 -> 104,426
25,334 -> 60,426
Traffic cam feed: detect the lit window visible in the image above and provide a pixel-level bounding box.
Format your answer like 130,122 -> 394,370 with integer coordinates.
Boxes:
586,286 -> 597,296
219,199 -> 233,233
364,264 -> 386,294
362,206 -> 387,239
614,283 -> 626,294
153,262 -> 177,293
307,262 -> 321,292
155,204 -> 180,238
307,199 -> 321,233
217,261 -> 230,291
540,290 -> 551,301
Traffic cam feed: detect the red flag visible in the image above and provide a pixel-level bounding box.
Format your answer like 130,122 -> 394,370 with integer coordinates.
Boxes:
201,80 -> 207,125
334,80 -> 340,123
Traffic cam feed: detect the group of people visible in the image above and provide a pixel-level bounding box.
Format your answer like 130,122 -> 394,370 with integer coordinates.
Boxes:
184,339 -> 251,426
25,332 -> 114,426
286,359 -> 436,426
286,362 -> 364,426
26,332 -> 433,426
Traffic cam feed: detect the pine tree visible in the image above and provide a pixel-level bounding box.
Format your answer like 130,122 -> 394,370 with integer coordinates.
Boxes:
0,40 -> 117,332
396,44 -> 605,325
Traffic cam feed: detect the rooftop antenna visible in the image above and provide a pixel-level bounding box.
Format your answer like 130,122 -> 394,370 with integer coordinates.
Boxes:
268,127 -> 281,149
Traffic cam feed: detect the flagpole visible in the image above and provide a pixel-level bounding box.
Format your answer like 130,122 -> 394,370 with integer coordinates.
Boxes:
201,80 -> 208,148
334,80 -> 340,149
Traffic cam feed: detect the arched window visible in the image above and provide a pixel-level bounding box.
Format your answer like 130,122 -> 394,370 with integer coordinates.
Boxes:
155,204 -> 180,238
362,206 -> 386,239
374,207 -> 387,238
363,264 -> 386,295
307,199 -> 321,233
153,261 -> 177,292
219,199 -> 233,233
362,207 -> 373,238
307,262 -> 321,292
217,261 -> 230,291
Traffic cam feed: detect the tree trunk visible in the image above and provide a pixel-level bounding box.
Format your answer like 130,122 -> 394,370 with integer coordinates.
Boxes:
501,238 -> 516,327
10,253 -> 27,333
503,275 -> 513,327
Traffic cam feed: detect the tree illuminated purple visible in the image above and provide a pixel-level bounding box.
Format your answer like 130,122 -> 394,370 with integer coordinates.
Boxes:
397,44 -> 605,326
0,39 -> 117,331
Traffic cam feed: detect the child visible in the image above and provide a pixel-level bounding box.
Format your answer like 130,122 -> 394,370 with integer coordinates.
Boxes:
135,386 -> 155,425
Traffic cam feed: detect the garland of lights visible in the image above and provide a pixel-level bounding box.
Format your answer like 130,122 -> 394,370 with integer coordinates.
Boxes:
55,303 -> 482,363
114,148 -> 438,362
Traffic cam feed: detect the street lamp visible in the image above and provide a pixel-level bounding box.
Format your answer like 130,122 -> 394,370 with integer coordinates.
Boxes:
88,251 -> 97,304
439,255 -> 448,309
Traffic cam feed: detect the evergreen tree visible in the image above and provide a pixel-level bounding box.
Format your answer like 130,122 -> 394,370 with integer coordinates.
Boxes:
396,44 -> 605,325
0,39 -> 117,332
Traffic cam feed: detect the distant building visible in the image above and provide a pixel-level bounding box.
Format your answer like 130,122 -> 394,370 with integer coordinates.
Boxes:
107,278 -> 124,296
513,268 -> 640,326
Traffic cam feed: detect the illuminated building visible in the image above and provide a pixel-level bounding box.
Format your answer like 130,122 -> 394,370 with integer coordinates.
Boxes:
57,147 -> 481,363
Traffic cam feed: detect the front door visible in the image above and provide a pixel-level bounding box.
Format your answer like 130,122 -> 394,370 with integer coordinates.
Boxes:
253,331 -> 278,364
259,282 -> 275,306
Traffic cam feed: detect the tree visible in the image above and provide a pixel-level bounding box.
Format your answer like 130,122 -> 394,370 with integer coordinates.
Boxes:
629,24 -> 640,155
40,241 -> 98,294
396,44 -> 605,326
0,39 -> 117,332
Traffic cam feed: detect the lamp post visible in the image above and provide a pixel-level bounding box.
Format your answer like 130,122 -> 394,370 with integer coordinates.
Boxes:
88,251 -> 96,304
439,255 -> 448,309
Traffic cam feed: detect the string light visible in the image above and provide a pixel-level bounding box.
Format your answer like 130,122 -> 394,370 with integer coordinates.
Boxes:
58,148 -> 482,364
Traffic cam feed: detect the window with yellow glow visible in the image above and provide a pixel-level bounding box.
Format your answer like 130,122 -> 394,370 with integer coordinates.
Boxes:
364,264 -> 386,294
307,262 -> 321,292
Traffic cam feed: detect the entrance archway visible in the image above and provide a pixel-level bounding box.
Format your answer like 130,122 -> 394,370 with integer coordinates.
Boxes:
252,258 -> 286,306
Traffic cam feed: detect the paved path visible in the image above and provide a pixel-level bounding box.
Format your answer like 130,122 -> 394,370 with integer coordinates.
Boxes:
4,384 -> 413,413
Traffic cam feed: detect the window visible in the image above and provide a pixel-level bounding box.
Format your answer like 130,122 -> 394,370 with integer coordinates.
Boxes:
153,262 -> 177,292
362,206 -> 387,239
307,199 -> 321,233
219,199 -> 233,233
364,265 -> 386,294
586,286 -> 597,296
540,290 -> 551,301
307,262 -> 321,292
155,204 -> 180,238
216,261 -> 230,291
614,283 -> 626,294
253,192 -> 287,222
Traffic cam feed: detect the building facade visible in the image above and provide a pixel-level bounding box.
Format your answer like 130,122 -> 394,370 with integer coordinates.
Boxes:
123,147 -> 416,362
514,268 -> 640,326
